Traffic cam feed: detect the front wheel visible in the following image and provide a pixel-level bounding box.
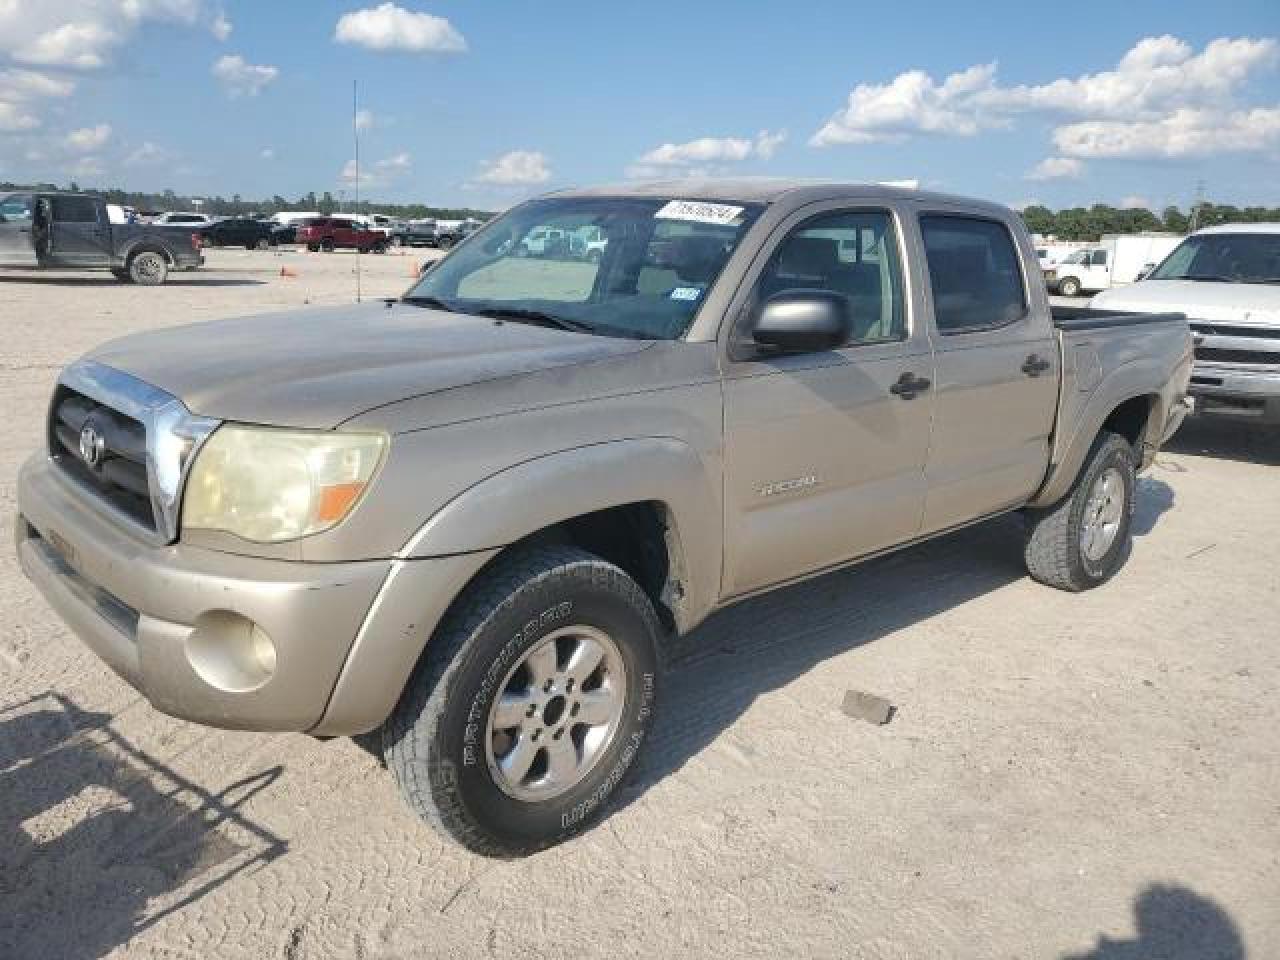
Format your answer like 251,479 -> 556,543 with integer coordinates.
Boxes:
1024,431 -> 1135,591
1057,276 -> 1082,297
383,545 -> 660,857
128,251 -> 169,285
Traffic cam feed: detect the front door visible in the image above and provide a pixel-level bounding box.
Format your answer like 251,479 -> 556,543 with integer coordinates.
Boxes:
722,204 -> 934,596
48,195 -> 111,265
915,212 -> 1060,535
0,194 -> 37,266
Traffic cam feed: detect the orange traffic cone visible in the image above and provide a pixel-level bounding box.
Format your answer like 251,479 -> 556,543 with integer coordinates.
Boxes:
280,265 -> 297,278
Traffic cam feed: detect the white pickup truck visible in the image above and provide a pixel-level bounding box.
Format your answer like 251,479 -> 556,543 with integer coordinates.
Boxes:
1092,224 -> 1280,424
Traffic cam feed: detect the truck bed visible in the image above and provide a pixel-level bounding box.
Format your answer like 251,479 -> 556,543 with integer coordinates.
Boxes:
1051,305 -> 1186,330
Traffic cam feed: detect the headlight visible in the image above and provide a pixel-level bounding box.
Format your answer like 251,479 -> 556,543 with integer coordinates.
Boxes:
181,425 -> 386,543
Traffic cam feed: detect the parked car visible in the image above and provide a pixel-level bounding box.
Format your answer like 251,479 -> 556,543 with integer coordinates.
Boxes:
1091,223 -> 1280,424
391,219 -> 438,247
0,191 -> 203,283
435,219 -> 482,250
200,218 -> 278,250
296,217 -> 388,253
1047,234 -> 1183,297
16,181 -> 1190,858
150,211 -> 215,228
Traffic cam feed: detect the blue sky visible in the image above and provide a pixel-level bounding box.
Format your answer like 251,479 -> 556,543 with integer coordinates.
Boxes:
1,0 -> 1278,211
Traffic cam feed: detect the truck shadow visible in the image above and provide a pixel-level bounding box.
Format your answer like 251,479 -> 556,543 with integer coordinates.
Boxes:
0,692 -> 286,960
624,484 -> 1176,809
1062,884 -> 1245,960
1165,416 -> 1280,467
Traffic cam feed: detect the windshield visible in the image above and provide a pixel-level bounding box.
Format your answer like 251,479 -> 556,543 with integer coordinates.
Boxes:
1062,250 -> 1089,264
405,196 -> 764,340
1149,233 -> 1280,284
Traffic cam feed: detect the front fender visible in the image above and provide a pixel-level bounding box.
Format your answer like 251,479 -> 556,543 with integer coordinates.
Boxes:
399,437 -> 722,630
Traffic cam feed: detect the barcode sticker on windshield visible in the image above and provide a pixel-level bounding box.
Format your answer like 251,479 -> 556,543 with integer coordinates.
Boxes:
655,200 -> 744,225
670,286 -> 703,301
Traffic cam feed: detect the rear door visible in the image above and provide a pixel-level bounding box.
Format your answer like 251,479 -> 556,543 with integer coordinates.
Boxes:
722,201 -> 934,596
915,211 -> 1059,535
0,194 -> 37,266
48,196 -> 112,265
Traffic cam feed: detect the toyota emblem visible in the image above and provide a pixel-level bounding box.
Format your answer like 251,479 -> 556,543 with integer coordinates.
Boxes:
78,422 -> 105,468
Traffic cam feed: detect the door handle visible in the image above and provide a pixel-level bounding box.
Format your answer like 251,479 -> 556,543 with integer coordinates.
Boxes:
1021,354 -> 1052,376
889,372 -> 932,399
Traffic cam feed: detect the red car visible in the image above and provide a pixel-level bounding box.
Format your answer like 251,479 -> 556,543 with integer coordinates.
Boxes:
297,217 -> 388,253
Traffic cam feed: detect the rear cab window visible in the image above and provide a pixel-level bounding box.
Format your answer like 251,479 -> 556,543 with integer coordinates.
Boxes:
920,215 -> 1027,334
51,196 -> 100,223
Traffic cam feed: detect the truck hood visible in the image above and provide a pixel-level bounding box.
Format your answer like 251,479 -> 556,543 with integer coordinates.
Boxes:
1091,279 -> 1280,326
87,302 -> 651,429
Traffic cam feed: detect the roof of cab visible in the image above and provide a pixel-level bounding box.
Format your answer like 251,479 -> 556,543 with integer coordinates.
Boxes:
545,178 -> 1013,215
1195,222 -> 1280,235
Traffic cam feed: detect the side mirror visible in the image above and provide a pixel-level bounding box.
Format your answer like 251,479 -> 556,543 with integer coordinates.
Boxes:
752,290 -> 852,353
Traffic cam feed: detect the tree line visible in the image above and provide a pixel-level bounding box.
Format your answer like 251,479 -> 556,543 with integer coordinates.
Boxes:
0,180 -> 494,222
1019,202 -> 1280,242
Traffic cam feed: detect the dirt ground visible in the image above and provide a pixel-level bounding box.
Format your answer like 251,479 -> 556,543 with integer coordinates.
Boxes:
1,249 -> 1277,960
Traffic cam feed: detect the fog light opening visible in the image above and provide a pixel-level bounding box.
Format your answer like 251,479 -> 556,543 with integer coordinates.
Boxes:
185,610 -> 278,693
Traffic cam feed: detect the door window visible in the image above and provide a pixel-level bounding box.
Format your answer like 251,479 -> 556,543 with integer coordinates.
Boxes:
1090,250 -> 1108,266
920,215 -> 1026,334
753,209 -> 906,344
0,194 -> 33,223
51,196 -> 99,223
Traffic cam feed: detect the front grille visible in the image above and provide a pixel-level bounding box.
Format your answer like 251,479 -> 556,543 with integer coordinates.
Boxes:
49,385 -> 155,531
1195,347 -> 1280,367
1189,323 -> 1280,341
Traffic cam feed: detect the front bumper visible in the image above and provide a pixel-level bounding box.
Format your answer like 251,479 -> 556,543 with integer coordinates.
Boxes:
1189,364 -> 1280,424
16,454 -> 495,734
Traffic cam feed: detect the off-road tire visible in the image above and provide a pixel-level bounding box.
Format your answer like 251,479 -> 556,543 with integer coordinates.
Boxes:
382,545 -> 661,858
128,250 -> 168,285
1058,276 -> 1082,297
1024,430 -> 1135,591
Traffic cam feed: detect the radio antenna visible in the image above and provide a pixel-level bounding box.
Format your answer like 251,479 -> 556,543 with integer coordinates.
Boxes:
353,78 -> 362,303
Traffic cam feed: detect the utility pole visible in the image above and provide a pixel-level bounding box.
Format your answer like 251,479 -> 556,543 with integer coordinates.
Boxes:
1188,179 -> 1207,234
353,78 -> 362,303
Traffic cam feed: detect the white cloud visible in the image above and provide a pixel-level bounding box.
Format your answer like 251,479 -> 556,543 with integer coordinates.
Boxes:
125,140 -> 170,165
260,147 -> 275,160
355,108 -> 375,131
476,150 -> 551,185
1026,156 -> 1084,181
334,3 -> 466,54
68,155 -> 104,178
0,67 -> 75,100
211,11 -> 231,40
0,0 -> 208,70
212,54 -> 278,97
377,151 -> 410,170
1053,107 -> 1280,159
1119,195 -> 1151,210
637,129 -> 787,167
811,35 -> 1279,155
66,123 -> 111,151
0,101 -> 40,131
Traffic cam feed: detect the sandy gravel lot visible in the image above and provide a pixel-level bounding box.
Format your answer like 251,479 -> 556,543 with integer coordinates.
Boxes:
2,249 -> 1277,959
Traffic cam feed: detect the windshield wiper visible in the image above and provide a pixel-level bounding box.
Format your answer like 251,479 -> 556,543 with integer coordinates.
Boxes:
472,306 -> 595,334
401,294 -> 457,312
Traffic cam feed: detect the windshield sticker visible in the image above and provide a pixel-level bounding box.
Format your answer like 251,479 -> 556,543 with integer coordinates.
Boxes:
670,286 -> 703,301
655,200 -> 744,226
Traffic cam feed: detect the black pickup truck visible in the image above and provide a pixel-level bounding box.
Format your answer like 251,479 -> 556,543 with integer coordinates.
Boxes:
0,191 -> 204,284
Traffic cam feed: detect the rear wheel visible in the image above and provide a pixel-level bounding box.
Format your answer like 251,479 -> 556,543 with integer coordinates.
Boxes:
383,545 -> 660,857
321,238 -> 335,253
1058,276 -> 1082,297
371,241 -> 388,254
129,251 -> 169,285
306,243 -> 319,252
1024,431 -> 1135,591
254,237 -> 270,250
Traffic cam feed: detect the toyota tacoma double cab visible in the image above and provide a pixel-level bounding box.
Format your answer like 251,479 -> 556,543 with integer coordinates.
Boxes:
16,181 -> 1192,856
0,191 -> 204,284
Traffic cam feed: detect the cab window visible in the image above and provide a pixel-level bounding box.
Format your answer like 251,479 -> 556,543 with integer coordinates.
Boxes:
51,196 -> 99,223
920,215 -> 1026,334
753,209 -> 906,344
